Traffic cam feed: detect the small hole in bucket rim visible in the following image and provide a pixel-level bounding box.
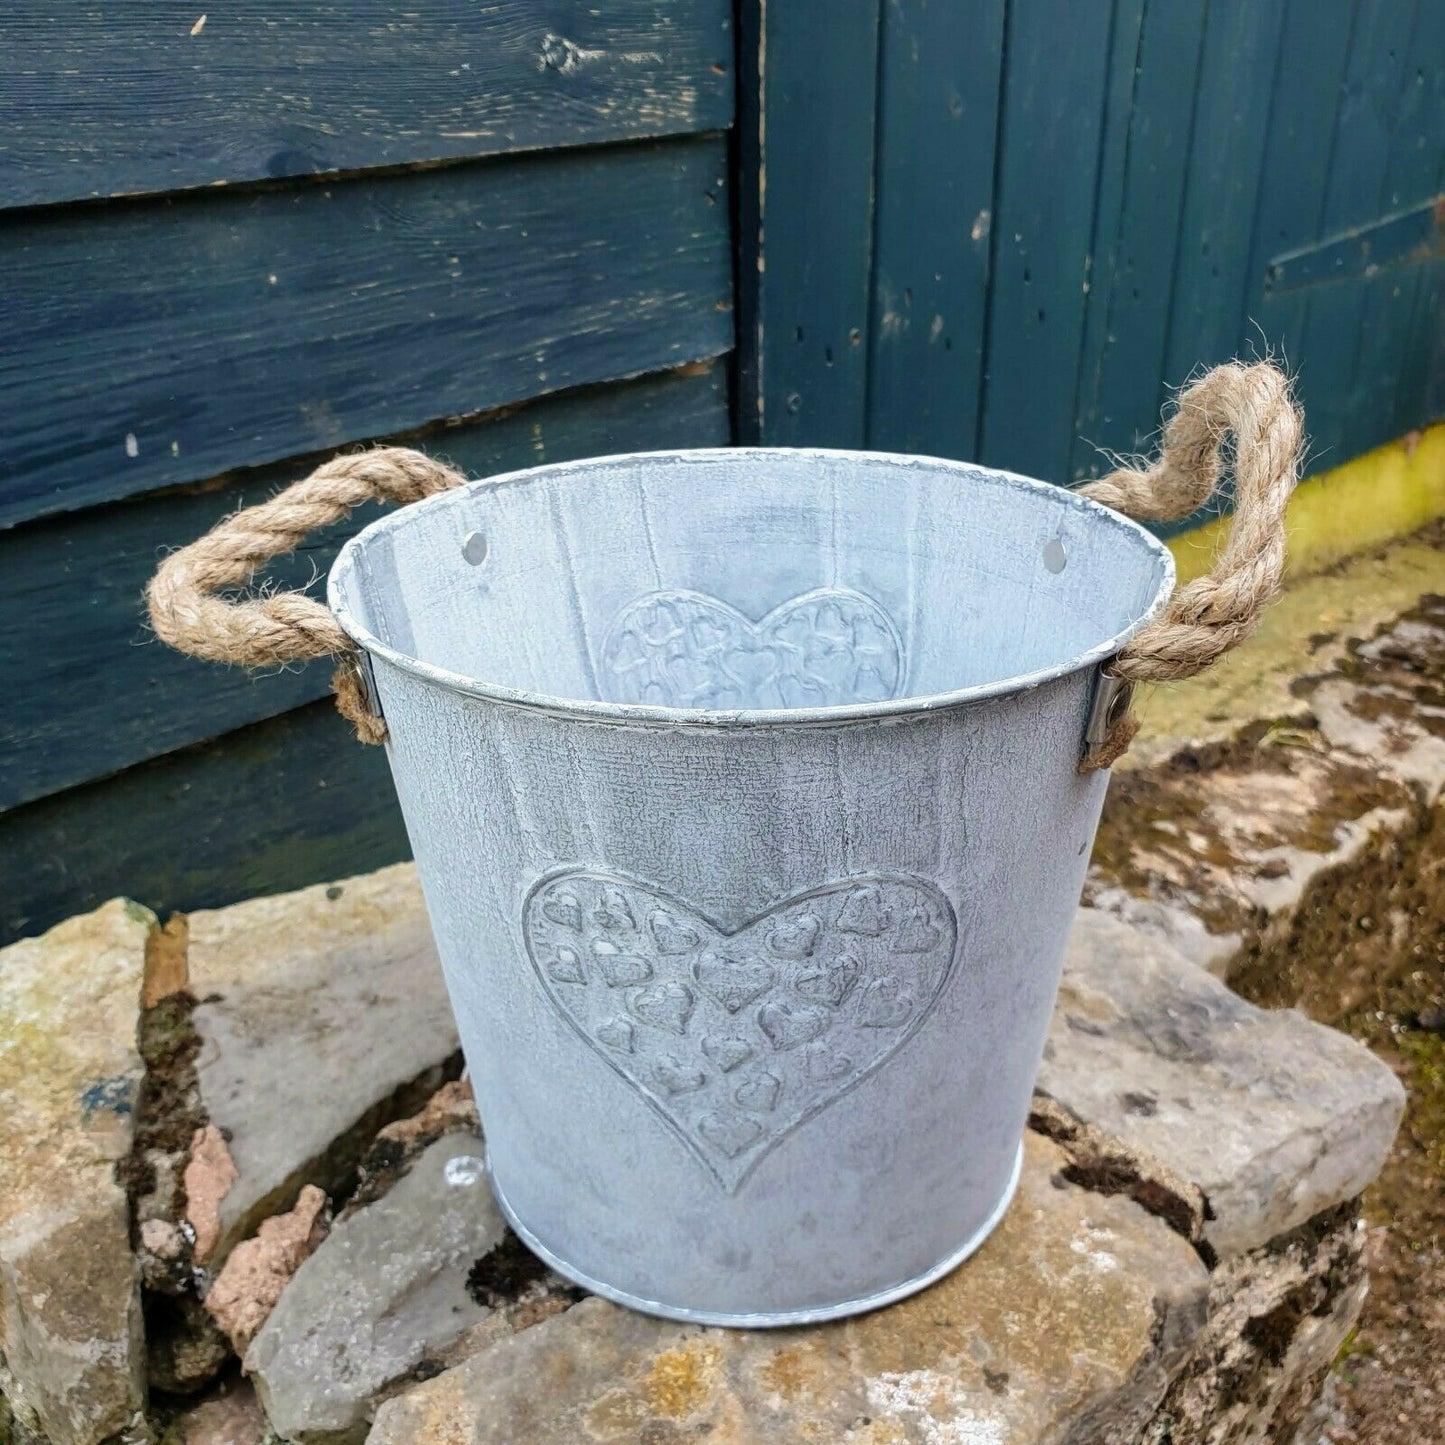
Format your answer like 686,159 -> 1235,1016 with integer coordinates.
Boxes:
461,531 -> 489,566
1042,537 -> 1068,574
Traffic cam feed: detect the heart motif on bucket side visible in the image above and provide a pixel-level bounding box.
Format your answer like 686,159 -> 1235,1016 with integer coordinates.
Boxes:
599,588 -> 905,710
523,871 -> 958,1191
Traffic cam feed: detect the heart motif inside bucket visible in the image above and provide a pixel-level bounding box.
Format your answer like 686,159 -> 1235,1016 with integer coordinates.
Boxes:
599,587 -> 905,710
523,870 -> 958,1190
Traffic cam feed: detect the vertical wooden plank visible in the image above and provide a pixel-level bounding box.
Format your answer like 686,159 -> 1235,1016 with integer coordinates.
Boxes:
1423,268 -> 1445,426
1073,0 -> 1208,478
1291,0 -> 1419,470
1354,1 -> 1445,450
1246,0 -> 1357,388
978,0 -> 1116,482
864,0 -> 1007,457
738,0 -> 883,445
1161,0 -> 1289,387
1068,0 -> 1147,482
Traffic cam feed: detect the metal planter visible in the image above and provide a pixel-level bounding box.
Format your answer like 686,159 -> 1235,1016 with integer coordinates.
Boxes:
328,447 -> 1174,1326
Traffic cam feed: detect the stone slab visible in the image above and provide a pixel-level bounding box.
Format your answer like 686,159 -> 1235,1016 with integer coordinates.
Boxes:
185,864 -> 459,1263
248,1133 -> 506,1445
1312,598 -> 1445,805
367,1132 -> 1210,1445
1124,530 -> 1445,768
1039,909 -> 1406,1259
1154,1206 -> 1368,1445
0,900 -> 151,1445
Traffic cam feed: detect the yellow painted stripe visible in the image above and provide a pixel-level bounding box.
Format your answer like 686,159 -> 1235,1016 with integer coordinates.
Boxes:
1169,420 -> 1445,587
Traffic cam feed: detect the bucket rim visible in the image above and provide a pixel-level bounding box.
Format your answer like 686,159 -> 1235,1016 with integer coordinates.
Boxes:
328,446 -> 1176,730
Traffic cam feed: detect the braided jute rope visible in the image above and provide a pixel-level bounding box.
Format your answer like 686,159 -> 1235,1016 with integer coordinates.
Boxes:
1076,360 -> 1302,770
147,361 -> 1299,758
147,447 -> 466,743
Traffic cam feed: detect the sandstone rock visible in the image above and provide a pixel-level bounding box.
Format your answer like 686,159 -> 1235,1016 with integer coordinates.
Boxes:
248,1133 -> 508,1445
1039,910 -> 1405,1259
373,1079 -> 477,1152
183,1126 -> 239,1268
163,1379 -> 269,1445
367,1132 -> 1209,1445
185,864 -> 459,1264
204,1185 -> 329,1356
0,900 -> 151,1445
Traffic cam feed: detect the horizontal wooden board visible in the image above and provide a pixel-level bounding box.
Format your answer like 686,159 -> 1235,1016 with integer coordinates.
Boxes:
1266,197 -> 1444,293
0,699 -> 409,947
0,134 -> 732,528
0,362 -> 730,813
0,2 -> 733,208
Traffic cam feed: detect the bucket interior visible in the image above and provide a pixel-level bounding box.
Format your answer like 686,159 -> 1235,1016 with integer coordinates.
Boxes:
330,449 -> 1174,717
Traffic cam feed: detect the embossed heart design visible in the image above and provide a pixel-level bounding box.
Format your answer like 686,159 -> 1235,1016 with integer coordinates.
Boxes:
524,871 -> 958,1191
599,588 -> 905,710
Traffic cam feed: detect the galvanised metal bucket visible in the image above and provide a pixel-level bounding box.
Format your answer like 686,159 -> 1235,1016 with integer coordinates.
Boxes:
327,447 -> 1175,1326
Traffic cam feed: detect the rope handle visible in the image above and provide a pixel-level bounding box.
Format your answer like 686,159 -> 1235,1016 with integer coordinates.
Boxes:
1077,360 -> 1303,770
146,447 -> 467,743
147,363 -> 1299,758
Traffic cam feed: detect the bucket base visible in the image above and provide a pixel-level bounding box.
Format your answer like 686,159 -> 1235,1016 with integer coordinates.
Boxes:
486,1139 -> 1025,1329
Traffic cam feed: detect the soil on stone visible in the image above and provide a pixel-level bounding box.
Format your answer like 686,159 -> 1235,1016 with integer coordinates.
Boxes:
466,1230 -> 553,1309
1230,605 -> 1445,1443
116,991 -> 206,1213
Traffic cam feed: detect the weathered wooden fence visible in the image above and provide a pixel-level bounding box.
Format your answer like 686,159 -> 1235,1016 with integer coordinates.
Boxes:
3,0 -> 1442,941
740,0 -> 1444,497
0,4 -> 735,941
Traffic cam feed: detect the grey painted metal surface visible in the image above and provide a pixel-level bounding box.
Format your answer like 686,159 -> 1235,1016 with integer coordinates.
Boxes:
329,448 -> 1174,1325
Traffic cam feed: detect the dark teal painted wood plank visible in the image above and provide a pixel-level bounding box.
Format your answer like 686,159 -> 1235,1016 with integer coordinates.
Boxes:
1072,0 -> 1208,479
864,0 -> 1006,457
1068,0 -> 1148,482
1143,0 -> 1286,531
0,2 -> 733,208
1292,0 -> 1419,471
0,135 -> 732,528
0,699 -> 408,947
978,0 -> 1115,481
1246,0 -> 1358,376
1161,0 -> 1288,386
1388,12 -> 1445,439
1240,0 -> 1357,488
739,0 -> 882,446
0,363 -> 729,814
1350,3 -> 1445,454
